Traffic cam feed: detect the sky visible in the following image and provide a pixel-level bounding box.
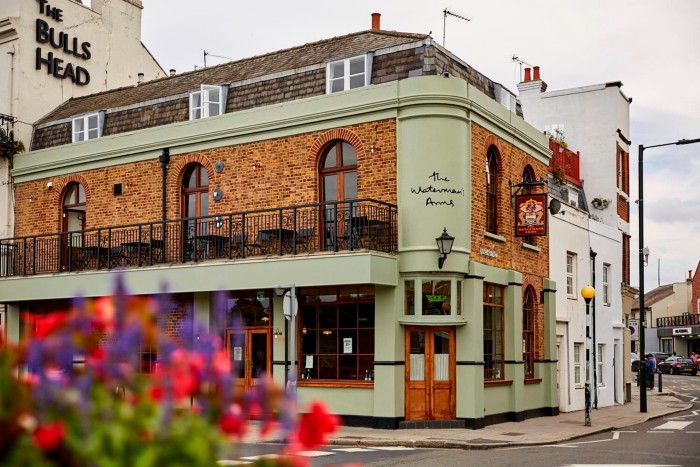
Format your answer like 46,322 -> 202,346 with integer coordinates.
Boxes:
140,0 -> 700,292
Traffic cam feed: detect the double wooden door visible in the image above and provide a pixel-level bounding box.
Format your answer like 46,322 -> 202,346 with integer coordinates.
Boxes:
226,328 -> 271,391
405,326 -> 455,420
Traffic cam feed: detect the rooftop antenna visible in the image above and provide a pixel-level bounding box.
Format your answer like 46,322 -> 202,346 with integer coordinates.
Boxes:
512,55 -> 534,79
442,8 -> 470,48
203,51 -> 233,68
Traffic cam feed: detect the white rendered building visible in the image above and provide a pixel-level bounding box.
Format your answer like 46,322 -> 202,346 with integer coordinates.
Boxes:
519,67 -> 631,409
0,0 -> 165,239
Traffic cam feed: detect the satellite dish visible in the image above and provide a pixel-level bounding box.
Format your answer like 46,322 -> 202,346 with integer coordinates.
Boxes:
548,198 -> 561,215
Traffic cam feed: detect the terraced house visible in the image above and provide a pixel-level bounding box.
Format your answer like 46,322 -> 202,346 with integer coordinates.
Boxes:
0,14 -> 558,428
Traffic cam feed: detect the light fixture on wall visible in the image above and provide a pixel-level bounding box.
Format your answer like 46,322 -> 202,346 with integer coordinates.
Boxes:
435,227 -> 455,269
274,328 -> 283,339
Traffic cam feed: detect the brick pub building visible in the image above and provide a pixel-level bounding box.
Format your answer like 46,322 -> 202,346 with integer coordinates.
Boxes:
1,14 -> 557,428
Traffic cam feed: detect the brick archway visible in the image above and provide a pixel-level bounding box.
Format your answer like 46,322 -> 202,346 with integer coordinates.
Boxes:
53,175 -> 91,231
310,128 -> 366,167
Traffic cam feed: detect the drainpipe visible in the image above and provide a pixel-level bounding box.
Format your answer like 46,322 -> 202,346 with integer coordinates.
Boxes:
590,248 -> 598,408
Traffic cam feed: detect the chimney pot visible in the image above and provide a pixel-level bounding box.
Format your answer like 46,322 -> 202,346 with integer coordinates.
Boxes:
533,66 -> 541,80
371,13 -> 381,30
137,72 -> 145,84
524,67 -> 531,82
169,69 -> 176,76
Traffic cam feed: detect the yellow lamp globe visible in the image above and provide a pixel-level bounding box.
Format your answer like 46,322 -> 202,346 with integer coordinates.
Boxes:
580,285 -> 595,300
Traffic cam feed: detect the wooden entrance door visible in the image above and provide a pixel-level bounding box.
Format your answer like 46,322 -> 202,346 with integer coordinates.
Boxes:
226,328 -> 271,391
405,327 -> 455,420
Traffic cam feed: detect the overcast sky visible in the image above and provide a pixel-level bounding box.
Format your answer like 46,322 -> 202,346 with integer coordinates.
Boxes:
141,0 -> 700,292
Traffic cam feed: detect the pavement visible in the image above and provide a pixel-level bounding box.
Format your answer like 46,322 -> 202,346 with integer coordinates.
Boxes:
325,384 -> 693,449
243,383 -> 692,450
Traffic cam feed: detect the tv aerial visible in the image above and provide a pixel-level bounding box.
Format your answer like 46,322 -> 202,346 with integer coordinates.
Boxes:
442,8 -> 470,47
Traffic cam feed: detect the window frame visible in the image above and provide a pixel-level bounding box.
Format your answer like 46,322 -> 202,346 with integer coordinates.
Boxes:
189,84 -> 226,120
573,343 -> 583,388
297,285 -> 375,384
597,344 -> 605,386
522,287 -> 536,379
71,112 -> 103,142
486,146 -> 499,234
566,253 -> 576,298
602,263 -> 611,306
403,278 -> 463,318
326,54 -> 372,94
483,283 -> 505,381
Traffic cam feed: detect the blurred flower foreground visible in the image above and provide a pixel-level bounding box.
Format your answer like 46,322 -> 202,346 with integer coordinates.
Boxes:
0,278 -> 339,466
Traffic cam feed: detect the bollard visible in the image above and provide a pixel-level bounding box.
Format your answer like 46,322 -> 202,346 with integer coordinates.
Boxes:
658,371 -> 662,392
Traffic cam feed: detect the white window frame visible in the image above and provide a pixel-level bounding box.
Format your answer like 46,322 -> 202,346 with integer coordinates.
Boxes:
597,344 -> 605,386
566,253 -> 576,298
189,85 -> 226,120
72,112 -> 104,142
602,264 -> 611,306
574,343 -> 583,387
326,54 -> 372,94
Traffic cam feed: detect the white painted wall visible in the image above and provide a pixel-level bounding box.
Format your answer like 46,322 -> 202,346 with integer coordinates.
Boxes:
550,195 -> 589,412
518,80 -> 631,233
589,218 -> 624,407
0,0 -> 164,239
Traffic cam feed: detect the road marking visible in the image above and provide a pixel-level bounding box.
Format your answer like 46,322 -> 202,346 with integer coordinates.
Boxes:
333,447 -> 379,452
653,421 -> 693,430
298,451 -> 334,457
240,454 -> 281,461
370,446 -> 416,451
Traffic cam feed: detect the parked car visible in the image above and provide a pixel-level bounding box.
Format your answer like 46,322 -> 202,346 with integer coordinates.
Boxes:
631,353 -> 640,372
657,356 -> 697,375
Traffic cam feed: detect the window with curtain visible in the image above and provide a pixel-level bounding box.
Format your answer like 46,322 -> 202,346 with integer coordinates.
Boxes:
483,283 -> 504,380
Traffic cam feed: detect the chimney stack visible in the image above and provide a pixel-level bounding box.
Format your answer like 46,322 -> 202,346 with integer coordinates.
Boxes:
533,66 -> 541,80
524,67 -> 531,82
371,13 -> 381,30
169,69 -> 176,76
137,72 -> 144,84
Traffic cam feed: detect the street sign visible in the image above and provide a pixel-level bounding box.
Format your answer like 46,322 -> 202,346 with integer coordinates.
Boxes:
629,319 -> 639,341
282,291 -> 298,320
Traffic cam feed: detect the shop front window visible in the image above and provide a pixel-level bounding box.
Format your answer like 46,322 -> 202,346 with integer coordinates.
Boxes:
226,291 -> 272,327
299,285 -> 374,382
403,278 -> 462,317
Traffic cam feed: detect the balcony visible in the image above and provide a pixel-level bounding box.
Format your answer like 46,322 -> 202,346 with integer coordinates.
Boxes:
548,139 -> 582,187
656,313 -> 700,328
0,199 -> 397,277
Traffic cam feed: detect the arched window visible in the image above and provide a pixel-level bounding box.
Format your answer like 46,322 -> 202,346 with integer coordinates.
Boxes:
62,182 -> 86,233
181,164 -> 209,219
523,286 -> 537,379
486,146 -> 499,233
320,141 -> 357,203
320,141 -> 358,250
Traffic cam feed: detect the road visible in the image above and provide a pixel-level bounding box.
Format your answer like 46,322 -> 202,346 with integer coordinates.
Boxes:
219,374 -> 700,466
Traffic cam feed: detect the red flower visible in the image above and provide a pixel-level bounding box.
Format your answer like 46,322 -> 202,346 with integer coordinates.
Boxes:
219,405 -> 248,439
297,401 -> 339,449
32,421 -> 65,451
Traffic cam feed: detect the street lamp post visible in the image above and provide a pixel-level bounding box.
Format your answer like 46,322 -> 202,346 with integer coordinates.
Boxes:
581,285 -> 595,426
638,138 -> 700,413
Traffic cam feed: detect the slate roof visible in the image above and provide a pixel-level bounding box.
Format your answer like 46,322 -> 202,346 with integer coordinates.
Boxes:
36,29 -> 429,124
631,284 -> 675,310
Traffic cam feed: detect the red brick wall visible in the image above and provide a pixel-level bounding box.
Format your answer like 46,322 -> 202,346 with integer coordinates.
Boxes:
14,120 -> 397,237
470,123 -> 550,360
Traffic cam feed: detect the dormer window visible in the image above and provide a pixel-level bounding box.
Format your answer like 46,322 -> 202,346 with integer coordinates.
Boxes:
326,54 -> 372,94
72,112 -> 104,142
189,85 -> 226,120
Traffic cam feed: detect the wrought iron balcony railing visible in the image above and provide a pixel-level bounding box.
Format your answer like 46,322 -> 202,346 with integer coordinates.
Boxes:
0,199 -> 397,277
656,313 -> 700,328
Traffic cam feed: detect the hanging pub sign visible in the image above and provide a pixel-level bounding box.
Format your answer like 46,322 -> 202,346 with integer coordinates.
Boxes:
514,193 -> 547,237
